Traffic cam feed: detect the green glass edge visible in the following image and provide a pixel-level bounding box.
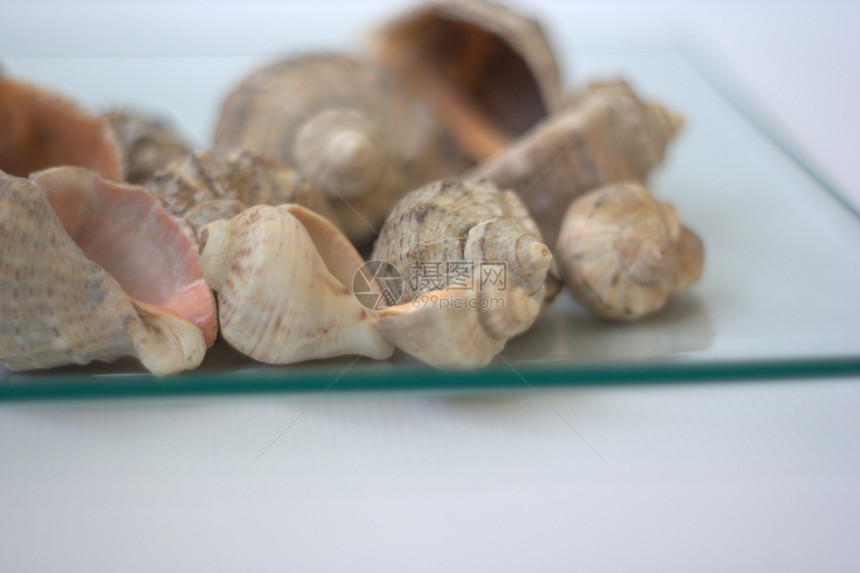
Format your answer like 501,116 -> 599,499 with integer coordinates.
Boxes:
2,357 -> 860,400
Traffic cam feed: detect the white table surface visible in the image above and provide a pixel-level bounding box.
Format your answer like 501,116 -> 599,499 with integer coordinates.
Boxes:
1,2 -> 859,572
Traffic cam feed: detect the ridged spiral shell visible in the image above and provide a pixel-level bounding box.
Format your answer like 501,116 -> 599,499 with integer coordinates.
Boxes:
146,149 -> 339,237
213,54 -> 462,247
555,182 -> 704,320
370,179 -> 552,367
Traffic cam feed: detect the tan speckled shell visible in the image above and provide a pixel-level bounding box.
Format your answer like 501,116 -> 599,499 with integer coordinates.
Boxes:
103,109 -> 192,184
555,182 -> 704,320
371,0 -> 563,162
0,76 -> 123,180
467,79 -> 684,249
370,179 -> 551,367
146,149 -> 339,237
198,204 -> 394,364
213,54 -> 462,247
0,168 -> 216,375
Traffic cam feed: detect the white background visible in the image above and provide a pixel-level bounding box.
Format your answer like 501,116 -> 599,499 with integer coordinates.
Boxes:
2,2 -> 859,572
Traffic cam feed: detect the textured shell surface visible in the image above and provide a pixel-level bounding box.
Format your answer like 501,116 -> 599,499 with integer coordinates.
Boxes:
371,0 -> 563,162
0,168 -> 214,375
467,79 -> 684,250
198,203 -> 394,365
371,179 -> 547,302
213,54 -> 462,247
146,149 -> 339,237
0,76 -> 123,180
103,108 -> 192,185
556,182 -> 704,320
370,179 -> 552,367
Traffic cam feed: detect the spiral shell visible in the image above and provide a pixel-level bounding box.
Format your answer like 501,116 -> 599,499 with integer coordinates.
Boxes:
371,0 -> 563,162
146,149 -> 339,237
467,79 -> 684,249
370,179 -> 552,367
213,54 -> 462,247
0,75 -> 122,180
103,108 -> 192,184
555,182 -> 704,320
0,167 -> 216,375
198,204 -> 394,364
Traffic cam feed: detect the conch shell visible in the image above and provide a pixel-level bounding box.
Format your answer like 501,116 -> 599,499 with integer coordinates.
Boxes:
0,167 -> 217,375
555,182 -> 704,320
145,149 -> 339,236
198,204 -> 394,364
371,0 -> 563,162
467,79 -> 684,249
213,54 -> 462,246
0,75 -> 123,180
103,108 -> 192,184
370,179 -> 552,367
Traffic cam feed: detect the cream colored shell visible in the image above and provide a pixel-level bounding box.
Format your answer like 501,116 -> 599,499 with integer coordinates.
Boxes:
0,168 -> 216,375
198,204 -> 394,364
555,182 -> 704,320
213,54 -> 462,247
467,79 -> 684,249
370,179 -> 552,367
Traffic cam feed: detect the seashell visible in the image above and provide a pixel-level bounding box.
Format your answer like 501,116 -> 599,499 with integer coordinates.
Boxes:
103,108 -> 193,184
370,179 -> 552,367
0,167 -> 217,375
198,203 -> 394,364
555,182 -> 704,320
370,0 -> 563,162
145,149 -> 339,237
213,54 -> 462,247
0,75 -> 123,180
467,79 -> 685,249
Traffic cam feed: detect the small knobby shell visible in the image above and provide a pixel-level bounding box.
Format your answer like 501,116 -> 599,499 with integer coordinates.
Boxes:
555,182 -> 704,320
0,75 -> 123,180
146,149 -> 339,237
370,0 -> 563,162
103,108 -> 193,185
0,167 -> 217,375
467,79 -> 684,249
370,179 -> 552,367
213,54 -> 463,247
198,204 -> 394,365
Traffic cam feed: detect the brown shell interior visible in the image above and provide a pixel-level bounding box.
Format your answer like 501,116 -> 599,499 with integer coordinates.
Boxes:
374,14 -> 549,161
0,79 -> 123,180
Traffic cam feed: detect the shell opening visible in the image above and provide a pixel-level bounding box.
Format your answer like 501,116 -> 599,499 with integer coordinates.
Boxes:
373,11 -> 550,160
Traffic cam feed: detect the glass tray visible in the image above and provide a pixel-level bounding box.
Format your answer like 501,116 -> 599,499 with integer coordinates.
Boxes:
2,46 -> 859,399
